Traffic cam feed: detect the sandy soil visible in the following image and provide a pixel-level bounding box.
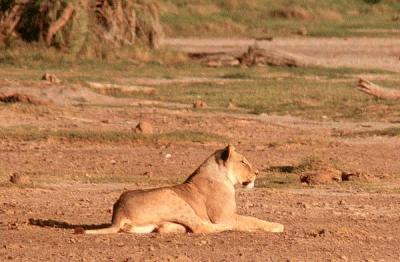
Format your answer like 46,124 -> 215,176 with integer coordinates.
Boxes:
1,101 -> 400,261
1,37 -> 400,261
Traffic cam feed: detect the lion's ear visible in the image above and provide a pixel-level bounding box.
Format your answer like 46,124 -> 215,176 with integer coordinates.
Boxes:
221,144 -> 235,162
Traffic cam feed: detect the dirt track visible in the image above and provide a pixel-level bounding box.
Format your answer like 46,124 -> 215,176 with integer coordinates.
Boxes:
1,36 -> 400,261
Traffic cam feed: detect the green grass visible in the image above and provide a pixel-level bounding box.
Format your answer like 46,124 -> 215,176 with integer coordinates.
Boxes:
340,127 -> 400,138
131,76 -> 399,120
1,59 -> 398,120
256,173 -> 300,189
161,0 -> 400,37
0,127 -> 228,144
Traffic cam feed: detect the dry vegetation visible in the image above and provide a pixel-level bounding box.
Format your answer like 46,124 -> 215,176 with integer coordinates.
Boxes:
0,0 -> 164,60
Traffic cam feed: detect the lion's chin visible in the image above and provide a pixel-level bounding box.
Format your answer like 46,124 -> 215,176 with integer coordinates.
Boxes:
242,181 -> 254,189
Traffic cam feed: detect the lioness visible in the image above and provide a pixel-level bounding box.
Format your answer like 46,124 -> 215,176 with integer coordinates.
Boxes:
84,145 -> 284,234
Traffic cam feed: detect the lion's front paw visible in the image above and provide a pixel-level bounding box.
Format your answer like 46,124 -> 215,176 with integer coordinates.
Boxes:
270,223 -> 284,233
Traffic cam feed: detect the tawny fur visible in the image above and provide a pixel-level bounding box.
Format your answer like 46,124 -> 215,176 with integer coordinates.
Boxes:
84,145 -> 284,234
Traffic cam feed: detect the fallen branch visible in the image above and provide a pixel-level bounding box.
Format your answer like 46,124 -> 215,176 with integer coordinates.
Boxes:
87,82 -> 156,94
239,45 -> 306,67
46,3 -> 75,45
357,78 -> 400,100
189,45 -> 308,68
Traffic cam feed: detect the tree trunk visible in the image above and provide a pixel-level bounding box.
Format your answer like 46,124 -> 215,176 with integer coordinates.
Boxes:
45,2 -> 75,46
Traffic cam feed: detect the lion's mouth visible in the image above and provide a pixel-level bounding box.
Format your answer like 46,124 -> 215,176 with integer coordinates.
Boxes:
242,181 -> 254,189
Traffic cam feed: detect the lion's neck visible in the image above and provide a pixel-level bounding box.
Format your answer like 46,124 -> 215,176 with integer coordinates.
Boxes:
184,157 -> 235,194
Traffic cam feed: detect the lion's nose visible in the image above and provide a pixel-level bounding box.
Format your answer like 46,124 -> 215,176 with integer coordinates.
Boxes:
254,169 -> 259,175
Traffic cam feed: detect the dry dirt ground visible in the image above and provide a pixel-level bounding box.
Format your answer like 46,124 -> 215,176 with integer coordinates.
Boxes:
1,38 -> 400,261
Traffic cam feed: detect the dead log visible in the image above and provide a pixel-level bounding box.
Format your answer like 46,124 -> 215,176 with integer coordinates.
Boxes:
87,82 -> 156,94
239,45 -> 307,67
357,78 -> 400,100
189,45 -> 308,67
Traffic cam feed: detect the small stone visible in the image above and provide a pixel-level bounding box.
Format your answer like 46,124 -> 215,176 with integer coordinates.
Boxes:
165,154 -> 172,159
297,202 -> 309,209
296,27 -> 308,36
227,101 -> 238,109
69,238 -> 77,244
134,121 -> 153,134
10,174 -> 31,185
193,100 -> 207,109
110,160 -> 117,165
42,73 -> 61,84
206,60 -> 222,68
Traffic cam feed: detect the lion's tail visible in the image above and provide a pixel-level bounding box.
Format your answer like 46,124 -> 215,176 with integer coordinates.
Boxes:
83,225 -> 120,234
78,200 -> 123,235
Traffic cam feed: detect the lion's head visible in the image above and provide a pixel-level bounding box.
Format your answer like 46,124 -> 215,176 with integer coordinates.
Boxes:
218,145 -> 259,189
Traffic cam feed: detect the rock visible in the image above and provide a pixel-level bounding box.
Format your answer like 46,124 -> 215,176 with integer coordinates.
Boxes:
134,121 -> 153,134
227,101 -> 238,109
10,174 -> 31,185
206,60 -> 222,68
341,171 -> 370,182
42,73 -> 61,84
193,100 -> 207,109
296,27 -> 308,36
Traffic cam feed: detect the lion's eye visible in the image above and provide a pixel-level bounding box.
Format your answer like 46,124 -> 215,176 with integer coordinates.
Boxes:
241,160 -> 249,167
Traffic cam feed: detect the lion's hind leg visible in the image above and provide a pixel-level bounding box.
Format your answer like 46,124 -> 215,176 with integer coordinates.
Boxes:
157,222 -> 187,234
124,224 -> 157,234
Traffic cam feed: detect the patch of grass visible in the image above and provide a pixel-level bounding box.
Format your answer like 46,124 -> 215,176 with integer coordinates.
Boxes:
267,155 -> 340,174
256,173 -> 300,189
0,127 -> 228,144
161,0 -> 400,37
128,76 -> 400,120
293,155 -> 328,173
0,59 -> 398,121
341,127 -> 400,138
267,155 -> 336,174
221,72 -> 253,79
